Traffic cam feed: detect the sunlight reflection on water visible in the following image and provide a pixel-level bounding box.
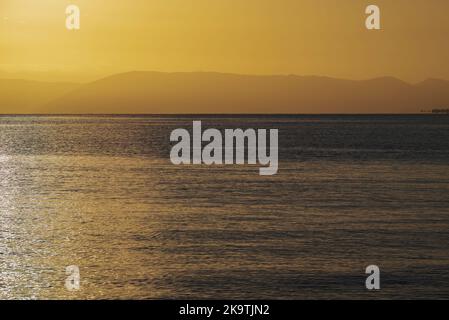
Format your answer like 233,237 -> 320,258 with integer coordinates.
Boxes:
0,115 -> 448,299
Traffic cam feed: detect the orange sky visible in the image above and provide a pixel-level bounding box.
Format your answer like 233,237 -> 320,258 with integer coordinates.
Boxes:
1,0 -> 449,82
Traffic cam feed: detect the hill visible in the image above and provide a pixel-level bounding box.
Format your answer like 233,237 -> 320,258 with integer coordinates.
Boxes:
0,79 -> 79,113
2,72 -> 449,113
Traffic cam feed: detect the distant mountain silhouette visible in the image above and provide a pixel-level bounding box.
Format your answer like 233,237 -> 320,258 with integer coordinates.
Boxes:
0,79 -> 79,113
2,72 -> 449,113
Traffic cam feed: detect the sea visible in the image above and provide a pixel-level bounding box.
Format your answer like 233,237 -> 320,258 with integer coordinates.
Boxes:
0,115 -> 448,299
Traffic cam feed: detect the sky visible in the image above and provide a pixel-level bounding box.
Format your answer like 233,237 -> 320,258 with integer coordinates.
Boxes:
1,0 -> 449,82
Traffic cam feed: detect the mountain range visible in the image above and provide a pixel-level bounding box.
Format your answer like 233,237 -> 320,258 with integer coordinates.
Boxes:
1,72 -> 449,114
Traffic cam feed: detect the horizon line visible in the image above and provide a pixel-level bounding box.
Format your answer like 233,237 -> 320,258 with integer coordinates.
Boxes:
0,113 -> 443,117
1,70 -> 448,85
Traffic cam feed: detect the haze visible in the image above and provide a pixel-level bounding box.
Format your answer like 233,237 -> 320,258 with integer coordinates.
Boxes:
2,0 -> 449,82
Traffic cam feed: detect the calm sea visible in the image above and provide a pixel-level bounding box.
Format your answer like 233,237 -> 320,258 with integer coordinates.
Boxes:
0,115 -> 448,299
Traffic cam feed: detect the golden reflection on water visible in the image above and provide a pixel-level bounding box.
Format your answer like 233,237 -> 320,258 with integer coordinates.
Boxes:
0,116 -> 449,299
0,155 -> 169,299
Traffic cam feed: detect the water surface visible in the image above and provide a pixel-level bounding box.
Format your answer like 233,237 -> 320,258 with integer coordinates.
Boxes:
0,115 -> 448,299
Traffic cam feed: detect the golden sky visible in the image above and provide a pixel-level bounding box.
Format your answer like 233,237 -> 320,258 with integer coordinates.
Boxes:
1,0 -> 449,82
